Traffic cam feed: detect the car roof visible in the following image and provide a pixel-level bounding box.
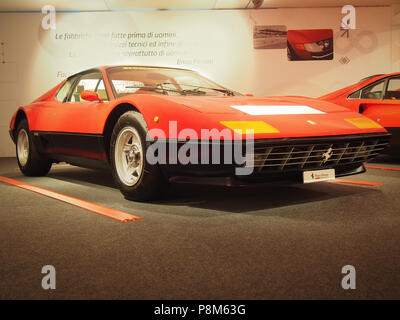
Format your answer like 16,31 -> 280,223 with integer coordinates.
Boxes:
358,74 -> 385,82
352,72 -> 400,91
361,72 -> 400,84
319,72 -> 400,100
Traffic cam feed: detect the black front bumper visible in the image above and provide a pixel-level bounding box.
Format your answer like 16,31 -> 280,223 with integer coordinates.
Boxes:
160,132 -> 391,182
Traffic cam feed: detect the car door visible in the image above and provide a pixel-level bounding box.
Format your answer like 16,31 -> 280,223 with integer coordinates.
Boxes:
38,71 -> 110,159
362,76 -> 400,149
346,79 -> 386,113
55,70 -> 109,133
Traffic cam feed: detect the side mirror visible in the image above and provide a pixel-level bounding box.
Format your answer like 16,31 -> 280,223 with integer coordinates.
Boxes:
80,90 -> 103,102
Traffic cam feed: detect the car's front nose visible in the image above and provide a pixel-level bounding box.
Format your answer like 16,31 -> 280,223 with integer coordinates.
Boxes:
160,132 -> 391,183
293,37 -> 333,59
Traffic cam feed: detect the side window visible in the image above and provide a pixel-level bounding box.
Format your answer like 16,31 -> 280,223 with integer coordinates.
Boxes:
96,80 -> 109,101
348,90 -> 360,99
55,78 -> 75,102
360,80 -> 384,100
69,72 -> 109,102
384,77 -> 400,100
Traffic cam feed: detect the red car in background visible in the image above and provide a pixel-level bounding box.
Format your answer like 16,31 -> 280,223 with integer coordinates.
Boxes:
287,29 -> 333,61
320,73 -> 400,153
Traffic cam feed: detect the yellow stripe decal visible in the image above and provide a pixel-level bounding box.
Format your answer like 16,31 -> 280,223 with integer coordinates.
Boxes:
220,121 -> 280,134
345,117 -> 382,129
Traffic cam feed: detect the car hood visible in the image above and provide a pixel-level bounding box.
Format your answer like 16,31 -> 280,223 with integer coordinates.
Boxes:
160,95 -> 350,114
120,94 -> 387,139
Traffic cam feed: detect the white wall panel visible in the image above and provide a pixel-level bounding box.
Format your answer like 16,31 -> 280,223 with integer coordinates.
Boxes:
0,0 -> 108,12
0,101 -> 17,127
0,63 -> 17,82
0,0 -> 398,11
0,126 -> 15,157
104,0 -> 217,10
0,83 -> 18,101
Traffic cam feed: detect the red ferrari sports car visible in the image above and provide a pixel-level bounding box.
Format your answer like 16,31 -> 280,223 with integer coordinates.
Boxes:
9,66 -> 390,201
320,72 -> 400,152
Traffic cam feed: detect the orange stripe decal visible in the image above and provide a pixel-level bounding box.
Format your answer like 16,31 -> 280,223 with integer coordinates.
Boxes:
365,165 -> 400,171
331,179 -> 383,187
0,176 -> 141,223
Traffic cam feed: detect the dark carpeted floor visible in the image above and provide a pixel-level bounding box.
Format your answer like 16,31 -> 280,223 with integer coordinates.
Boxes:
0,156 -> 399,299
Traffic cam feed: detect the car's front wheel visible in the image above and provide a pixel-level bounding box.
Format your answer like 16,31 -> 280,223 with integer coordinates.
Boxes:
16,119 -> 52,176
110,111 -> 168,201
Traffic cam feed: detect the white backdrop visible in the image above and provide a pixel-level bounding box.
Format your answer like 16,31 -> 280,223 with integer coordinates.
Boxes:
0,6 -> 397,156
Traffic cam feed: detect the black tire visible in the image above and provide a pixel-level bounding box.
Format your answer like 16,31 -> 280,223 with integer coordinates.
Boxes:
110,111 -> 168,201
15,119 -> 52,176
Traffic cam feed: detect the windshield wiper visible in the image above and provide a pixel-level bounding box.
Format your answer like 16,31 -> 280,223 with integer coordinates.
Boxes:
181,88 -> 207,95
125,85 -> 206,96
159,82 -> 235,96
125,86 -> 183,95
207,87 -> 235,96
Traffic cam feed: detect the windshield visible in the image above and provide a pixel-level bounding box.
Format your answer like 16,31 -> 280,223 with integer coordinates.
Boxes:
106,66 -> 241,98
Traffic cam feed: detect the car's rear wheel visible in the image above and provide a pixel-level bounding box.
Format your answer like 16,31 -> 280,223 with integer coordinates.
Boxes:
16,119 -> 52,176
110,111 -> 168,201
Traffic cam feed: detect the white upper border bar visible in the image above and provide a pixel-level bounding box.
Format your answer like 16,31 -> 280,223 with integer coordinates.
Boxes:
231,105 -> 326,115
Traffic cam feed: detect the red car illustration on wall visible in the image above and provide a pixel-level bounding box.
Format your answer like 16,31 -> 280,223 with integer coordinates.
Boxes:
287,29 -> 334,61
9,66 -> 390,201
320,73 -> 400,153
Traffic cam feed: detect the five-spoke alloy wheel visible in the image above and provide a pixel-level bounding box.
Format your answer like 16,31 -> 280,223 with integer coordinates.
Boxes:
114,126 -> 143,187
110,111 -> 167,201
15,119 -> 52,176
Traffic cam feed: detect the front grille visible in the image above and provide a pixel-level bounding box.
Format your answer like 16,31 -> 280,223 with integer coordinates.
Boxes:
245,134 -> 390,173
